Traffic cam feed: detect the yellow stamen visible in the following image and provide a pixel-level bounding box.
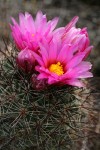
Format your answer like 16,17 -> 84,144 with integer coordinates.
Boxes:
49,62 -> 64,76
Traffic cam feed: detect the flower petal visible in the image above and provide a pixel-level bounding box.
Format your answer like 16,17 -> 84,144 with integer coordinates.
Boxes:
67,53 -> 85,69
78,71 -> 93,78
65,16 -> 79,32
65,79 -> 84,87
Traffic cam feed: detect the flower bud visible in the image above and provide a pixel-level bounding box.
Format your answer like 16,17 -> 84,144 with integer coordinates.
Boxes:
16,49 -> 35,73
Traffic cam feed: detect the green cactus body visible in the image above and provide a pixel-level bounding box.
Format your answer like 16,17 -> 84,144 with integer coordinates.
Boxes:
0,45 -> 87,150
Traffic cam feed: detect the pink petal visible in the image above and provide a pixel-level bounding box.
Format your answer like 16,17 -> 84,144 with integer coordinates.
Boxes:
65,79 -> 84,87
78,71 -> 93,78
48,76 -> 58,84
57,44 -> 71,64
32,51 -> 44,66
36,11 -> 47,32
72,61 -> 92,73
61,61 -> 92,79
39,43 -> 49,67
78,35 -> 89,52
35,11 -> 47,32
48,40 -> 58,64
19,13 -> 25,28
50,17 -> 59,31
11,17 -> 18,25
83,46 -> 93,60
63,27 -> 81,43
81,27 -> 88,37
53,27 -> 65,36
25,12 -> 36,33
76,61 -> 92,72
35,11 -> 43,25
37,73 -> 49,79
65,16 -> 79,32
12,31 -> 23,50
67,53 -> 85,69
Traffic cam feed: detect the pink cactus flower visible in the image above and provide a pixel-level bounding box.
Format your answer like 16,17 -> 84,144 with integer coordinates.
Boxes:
10,11 -> 59,51
32,38 -> 93,87
54,16 -> 93,59
16,49 -> 35,73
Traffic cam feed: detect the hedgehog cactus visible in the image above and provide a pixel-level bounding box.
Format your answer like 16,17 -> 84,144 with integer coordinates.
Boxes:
0,11 -> 93,150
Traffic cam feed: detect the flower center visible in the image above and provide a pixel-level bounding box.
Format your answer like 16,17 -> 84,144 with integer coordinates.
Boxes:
49,62 -> 64,76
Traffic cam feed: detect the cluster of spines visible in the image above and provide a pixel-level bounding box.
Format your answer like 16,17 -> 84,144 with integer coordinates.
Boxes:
0,41 -> 92,150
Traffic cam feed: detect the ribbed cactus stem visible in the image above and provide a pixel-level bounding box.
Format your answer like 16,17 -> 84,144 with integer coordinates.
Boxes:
0,44 -> 89,150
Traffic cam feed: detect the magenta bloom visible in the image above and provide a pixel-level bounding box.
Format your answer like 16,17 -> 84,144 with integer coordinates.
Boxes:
32,38 -> 93,87
10,11 -> 59,51
16,49 -> 35,72
54,16 -> 93,59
